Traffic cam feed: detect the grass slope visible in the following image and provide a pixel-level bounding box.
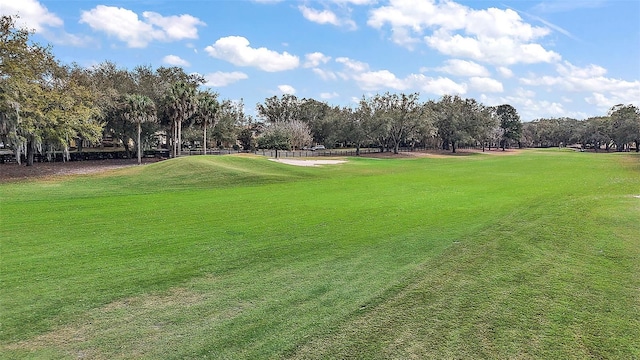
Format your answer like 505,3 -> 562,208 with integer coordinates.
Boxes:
1,151 -> 638,359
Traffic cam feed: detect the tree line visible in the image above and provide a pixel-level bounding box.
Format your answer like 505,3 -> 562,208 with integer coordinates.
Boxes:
2,15 -> 638,167
521,106 -> 640,151
255,93 -> 523,155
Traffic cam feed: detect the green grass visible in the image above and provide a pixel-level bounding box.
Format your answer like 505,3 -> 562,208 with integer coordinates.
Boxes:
1,150 -> 638,359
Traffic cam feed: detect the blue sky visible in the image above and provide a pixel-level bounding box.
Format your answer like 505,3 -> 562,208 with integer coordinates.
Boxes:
2,0 -> 639,121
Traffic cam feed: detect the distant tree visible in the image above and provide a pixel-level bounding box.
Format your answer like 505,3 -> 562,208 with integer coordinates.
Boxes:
122,94 -> 157,164
193,90 -> 219,154
213,99 -> 245,148
340,106 -> 367,155
163,81 -> 198,157
609,104 -> 640,152
578,116 -> 611,151
86,62 -> 135,151
1,15 -> 56,165
380,93 -> 425,154
256,94 -> 301,124
488,126 -> 504,150
42,64 -> 103,161
255,119 -> 311,151
257,122 -> 291,151
463,98 -> 494,151
495,104 -> 522,150
433,95 -> 473,153
285,120 -> 313,150
238,127 -> 256,151
411,100 -> 437,149
320,105 -> 350,149
356,96 -> 389,151
299,98 -> 332,144
1,16 -> 103,165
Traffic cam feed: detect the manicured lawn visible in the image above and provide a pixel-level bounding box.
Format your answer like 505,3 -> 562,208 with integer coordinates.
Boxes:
1,150 -> 638,358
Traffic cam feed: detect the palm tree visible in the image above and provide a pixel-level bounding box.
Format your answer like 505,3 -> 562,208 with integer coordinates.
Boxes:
194,90 -> 219,155
163,82 -> 197,158
123,94 -> 157,165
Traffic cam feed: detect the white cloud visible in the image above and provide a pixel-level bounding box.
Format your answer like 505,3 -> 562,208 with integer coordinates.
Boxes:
420,76 -> 468,95
497,66 -> 514,78
304,52 -> 331,68
336,57 -> 369,73
0,0 -> 93,46
320,92 -> 340,99
298,5 -> 356,29
80,6 -> 205,48
425,29 -> 561,65
162,55 -> 190,67
437,59 -> 490,77
205,36 -> 299,72
585,91 -> 640,111
1,0 -> 62,32
312,68 -> 338,81
278,84 -> 296,94
469,77 -> 504,92
368,0 -> 467,34
368,0 -> 560,65
480,88 -> 594,120
142,12 -> 204,41
80,6 -> 158,48
465,7 -> 550,41
335,56 -> 467,95
556,61 -> 607,78
520,61 -> 640,109
299,6 -> 340,26
203,71 -> 248,87
50,32 -> 95,47
481,93 -> 564,120
353,70 -> 410,91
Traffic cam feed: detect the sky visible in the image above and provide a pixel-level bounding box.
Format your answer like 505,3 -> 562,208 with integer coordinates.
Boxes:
2,0 -> 639,121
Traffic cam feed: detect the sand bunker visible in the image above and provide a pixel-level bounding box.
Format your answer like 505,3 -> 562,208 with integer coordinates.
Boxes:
269,159 -> 346,167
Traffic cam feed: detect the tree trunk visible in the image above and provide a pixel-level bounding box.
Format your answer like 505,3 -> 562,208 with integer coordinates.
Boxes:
137,122 -> 142,165
177,121 -> 182,157
123,142 -> 130,159
452,141 -> 456,153
14,146 -> 21,165
26,140 -> 36,166
356,143 -> 360,156
171,120 -> 178,158
394,141 -> 399,154
635,140 -> 639,152
203,121 -> 207,155
170,122 -> 174,158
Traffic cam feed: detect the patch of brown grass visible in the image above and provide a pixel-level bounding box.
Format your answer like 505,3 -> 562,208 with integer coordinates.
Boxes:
0,159 -> 160,183
3,287 -> 212,359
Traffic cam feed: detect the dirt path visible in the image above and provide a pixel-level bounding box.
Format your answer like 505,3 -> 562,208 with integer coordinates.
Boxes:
0,159 -> 159,183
